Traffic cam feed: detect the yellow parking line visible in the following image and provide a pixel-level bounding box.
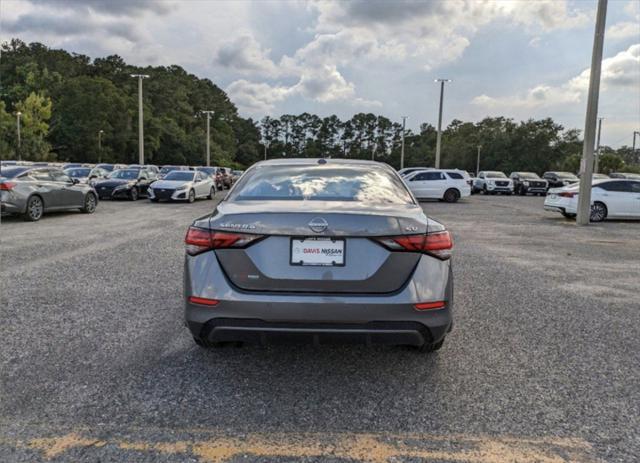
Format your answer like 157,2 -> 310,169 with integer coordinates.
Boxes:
7,430 -> 600,462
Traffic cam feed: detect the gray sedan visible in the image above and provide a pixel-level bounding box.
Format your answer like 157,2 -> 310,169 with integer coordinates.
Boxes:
0,166 -> 98,221
184,158 -> 453,353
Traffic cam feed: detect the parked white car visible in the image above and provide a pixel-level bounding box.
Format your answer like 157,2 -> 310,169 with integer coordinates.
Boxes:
148,170 -> 216,203
473,171 -> 514,195
544,179 -> 640,221
404,169 -> 471,203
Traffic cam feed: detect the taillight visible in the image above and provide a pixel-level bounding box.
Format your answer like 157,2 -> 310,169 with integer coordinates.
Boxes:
188,296 -> 219,306
414,301 -> 446,310
374,231 -> 453,260
0,181 -> 16,191
184,226 -> 263,255
559,191 -> 578,198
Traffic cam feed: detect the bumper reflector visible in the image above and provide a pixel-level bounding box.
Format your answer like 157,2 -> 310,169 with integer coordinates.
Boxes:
414,301 -> 446,311
188,296 -> 220,306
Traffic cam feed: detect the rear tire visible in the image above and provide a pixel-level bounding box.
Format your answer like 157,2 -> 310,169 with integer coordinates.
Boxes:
590,202 -> 607,222
23,195 -> 44,221
81,193 -> 97,213
443,188 -> 460,203
416,338 -> 444,353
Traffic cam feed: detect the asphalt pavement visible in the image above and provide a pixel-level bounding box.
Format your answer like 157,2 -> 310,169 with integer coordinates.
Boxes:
1,193 -> 638,462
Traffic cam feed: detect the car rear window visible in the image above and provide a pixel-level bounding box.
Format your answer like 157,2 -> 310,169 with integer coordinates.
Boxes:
231,164 -> 414,205
0,167 -> 30,178
446,172 -> 464,179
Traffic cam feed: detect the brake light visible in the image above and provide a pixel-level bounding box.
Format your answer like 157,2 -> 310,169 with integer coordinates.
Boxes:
559,191 -> 578,198
184,226 -> 263,255
414,301 -> 446,311
374,230 -> 453,260
188,296 -> 219,306
0,181 -> 16,190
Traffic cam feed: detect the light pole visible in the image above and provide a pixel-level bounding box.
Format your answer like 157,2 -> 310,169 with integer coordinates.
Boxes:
98,129 -> 104,163
576,0 -> 607,226
476,145 -> 482,177
400,116 -> 408,169
594,117 -> 603,173
632,131 -> 640,164
434,78 -> 451,169
16,111 -> 22,161
200,110 -> 215,167
131,74 -> 149,165
264,142 -> 269,160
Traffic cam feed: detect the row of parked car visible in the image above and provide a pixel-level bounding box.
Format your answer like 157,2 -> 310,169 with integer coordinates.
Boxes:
397,166 -> 640,203
0,160 -> 245,221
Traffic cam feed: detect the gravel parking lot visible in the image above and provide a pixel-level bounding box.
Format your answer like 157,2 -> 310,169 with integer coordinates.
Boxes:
1,194 -> 638,462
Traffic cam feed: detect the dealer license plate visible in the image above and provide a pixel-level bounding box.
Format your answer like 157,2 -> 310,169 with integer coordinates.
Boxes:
290,238 -> 345,266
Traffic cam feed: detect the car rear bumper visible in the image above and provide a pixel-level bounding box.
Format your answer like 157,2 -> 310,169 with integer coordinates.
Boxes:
184,253 -> 453,347
191,318 -> 446,346
1,191 -> 26,214
1,200 -> 25,214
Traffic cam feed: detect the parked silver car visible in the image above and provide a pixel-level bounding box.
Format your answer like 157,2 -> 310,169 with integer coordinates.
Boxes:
148,170 -> 216,202
184,159 -> 454,352
0,166 -> 98,221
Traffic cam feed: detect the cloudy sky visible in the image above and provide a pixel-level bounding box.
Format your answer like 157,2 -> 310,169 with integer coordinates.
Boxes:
1,0 -> 639,146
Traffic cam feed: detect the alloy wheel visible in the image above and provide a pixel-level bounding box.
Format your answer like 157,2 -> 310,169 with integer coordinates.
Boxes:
28,197 -> 43,221
85,194 -> 96,213
590,203 -> 607,222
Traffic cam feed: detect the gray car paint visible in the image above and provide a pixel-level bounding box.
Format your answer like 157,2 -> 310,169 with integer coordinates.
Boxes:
184,159 -> 453,347
1,167 -> 98,216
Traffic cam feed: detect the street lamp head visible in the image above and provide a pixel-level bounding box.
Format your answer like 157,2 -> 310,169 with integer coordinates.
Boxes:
130,74 -> 150,79
16,111 -> 21,116
434,78 -> 452,83
99,129 -> 104,134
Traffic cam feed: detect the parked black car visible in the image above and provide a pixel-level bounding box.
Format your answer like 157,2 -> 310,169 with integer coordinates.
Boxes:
509,172 -> 548,195
93,168 -> 154,200
542,171 -> 579,189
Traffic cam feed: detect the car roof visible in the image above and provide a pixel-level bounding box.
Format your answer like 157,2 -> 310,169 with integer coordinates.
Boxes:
255,158 -> 387,167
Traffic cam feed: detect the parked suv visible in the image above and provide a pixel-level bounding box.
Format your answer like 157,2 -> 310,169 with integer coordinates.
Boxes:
542,172 -> 579,189
473,171 -> 513,195
404,169 -> 471,202
509,172 -> 548,196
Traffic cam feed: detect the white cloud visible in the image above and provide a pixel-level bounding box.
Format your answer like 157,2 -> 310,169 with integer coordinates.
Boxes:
215,35 -> 284,77
568,44 -> 640,92
607,22 -> 640,41
225,80 -> 290,114
472,44 -> 640,110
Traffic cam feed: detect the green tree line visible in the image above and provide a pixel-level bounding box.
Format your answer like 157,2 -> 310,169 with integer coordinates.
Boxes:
261,114 -> 639,174
0,39 -> 262,167
1,39 -> 637,174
